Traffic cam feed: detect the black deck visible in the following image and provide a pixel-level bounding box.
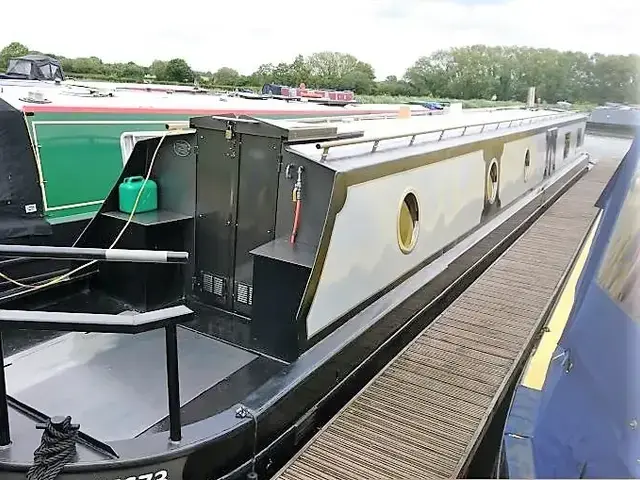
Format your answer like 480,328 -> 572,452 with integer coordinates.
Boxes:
5,325 -> 256,441
2,286 -> 285,445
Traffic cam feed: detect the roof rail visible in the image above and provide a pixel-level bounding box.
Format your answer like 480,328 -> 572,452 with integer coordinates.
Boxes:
298,109 -> 444,124
315,111 -> 579,161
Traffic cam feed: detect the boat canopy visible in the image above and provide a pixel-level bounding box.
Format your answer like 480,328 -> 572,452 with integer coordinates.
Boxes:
0,98 -> 51,238
2,54 -> 64,81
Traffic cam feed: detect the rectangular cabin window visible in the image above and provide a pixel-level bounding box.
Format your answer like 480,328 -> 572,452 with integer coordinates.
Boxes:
577,128 -> 584,147
564,132 -> 571,159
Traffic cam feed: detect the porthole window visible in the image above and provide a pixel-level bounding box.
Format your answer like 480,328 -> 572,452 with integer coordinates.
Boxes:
397,191 -> 419,254
524,149 -> 531,183
486,159 -> 499,204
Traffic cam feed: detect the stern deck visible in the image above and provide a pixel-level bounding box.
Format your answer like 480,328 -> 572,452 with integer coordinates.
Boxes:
3,292 -> 284,445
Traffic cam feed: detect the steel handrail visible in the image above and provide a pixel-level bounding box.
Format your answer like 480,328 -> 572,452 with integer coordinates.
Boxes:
0,303 -> 193,447
0,244 -> 189,263
316,111 -> 582,161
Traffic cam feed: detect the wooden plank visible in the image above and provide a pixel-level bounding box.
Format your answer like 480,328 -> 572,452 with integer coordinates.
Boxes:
275,160 -> 615,480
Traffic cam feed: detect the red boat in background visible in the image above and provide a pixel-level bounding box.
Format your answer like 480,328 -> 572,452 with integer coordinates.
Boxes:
262,82 -> 356,104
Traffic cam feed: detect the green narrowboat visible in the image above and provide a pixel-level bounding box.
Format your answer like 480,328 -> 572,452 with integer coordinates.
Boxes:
1,55 -> 432,226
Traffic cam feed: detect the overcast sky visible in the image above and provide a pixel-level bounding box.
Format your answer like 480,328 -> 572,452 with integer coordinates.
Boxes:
1,0 -> 637,78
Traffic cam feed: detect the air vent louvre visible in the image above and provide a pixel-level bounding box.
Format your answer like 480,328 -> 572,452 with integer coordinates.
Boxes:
236,282 -> 253,305
213,276 -> 224,297
202,272 -> 226,297
202,273 -> 213,293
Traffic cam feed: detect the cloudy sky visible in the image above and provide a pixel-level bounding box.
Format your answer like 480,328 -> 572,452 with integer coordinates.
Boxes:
1,0 -> 637,78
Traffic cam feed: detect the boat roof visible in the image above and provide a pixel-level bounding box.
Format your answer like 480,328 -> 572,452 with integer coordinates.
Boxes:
282,108 -> 586,172
589,105 -> 640,126
0,79 -> 430,116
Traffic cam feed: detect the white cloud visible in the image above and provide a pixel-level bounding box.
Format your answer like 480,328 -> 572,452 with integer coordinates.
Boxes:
1,0 -> 637,79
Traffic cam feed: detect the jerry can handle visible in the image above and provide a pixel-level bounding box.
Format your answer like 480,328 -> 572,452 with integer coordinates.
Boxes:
124,176 -> 145,183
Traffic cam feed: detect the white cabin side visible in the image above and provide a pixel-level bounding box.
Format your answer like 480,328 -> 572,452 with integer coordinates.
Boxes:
296,112 -> 587,338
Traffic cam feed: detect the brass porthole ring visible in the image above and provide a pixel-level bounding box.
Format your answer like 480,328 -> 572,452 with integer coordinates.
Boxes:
397,190 -> 420,254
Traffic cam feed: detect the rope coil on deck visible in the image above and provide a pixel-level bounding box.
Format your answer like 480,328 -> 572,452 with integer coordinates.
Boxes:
26,416 -> 79,480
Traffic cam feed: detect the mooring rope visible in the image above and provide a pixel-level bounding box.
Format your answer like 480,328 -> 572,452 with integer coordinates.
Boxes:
26,416 -> 79,480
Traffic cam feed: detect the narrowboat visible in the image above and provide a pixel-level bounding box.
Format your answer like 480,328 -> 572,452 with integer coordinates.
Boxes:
0,107 -> 589,480
498,131 -> 639,478
586,103 -> 640,138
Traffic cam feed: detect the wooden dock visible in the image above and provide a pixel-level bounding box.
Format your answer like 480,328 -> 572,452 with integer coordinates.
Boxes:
272,160 -> 617,479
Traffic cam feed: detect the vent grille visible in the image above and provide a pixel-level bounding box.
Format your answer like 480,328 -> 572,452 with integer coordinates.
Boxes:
213,276 -> 224,297
236,282 -> 253,305
202,272 -> 225,297
202,273 -> 213,293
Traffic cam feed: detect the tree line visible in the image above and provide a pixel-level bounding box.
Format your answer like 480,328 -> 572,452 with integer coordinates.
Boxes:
1,41 -> 637,104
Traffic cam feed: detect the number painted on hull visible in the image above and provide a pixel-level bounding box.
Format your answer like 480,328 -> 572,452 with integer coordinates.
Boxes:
111,470 -> 168,480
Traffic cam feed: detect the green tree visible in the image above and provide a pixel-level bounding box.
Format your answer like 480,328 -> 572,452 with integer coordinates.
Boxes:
2,42 -> 637,104
213,67 -> 240,86
113,61 -> 146,80
0,41 -> 29,70
305,52 -> 375,91
376,76 -> 415,96
248,63 -> 275,86
287,55 -> 312,87
164,58 -> 194,83
66,56 -> 105,75
404,46 -> 639,104
149,60 -> 168,81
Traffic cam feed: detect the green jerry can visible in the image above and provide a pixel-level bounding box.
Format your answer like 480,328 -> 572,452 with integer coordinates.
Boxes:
118,176 -> 158,214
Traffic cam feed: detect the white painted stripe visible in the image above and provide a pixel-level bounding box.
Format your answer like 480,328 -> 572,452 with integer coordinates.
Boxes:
46,200 -> 103,212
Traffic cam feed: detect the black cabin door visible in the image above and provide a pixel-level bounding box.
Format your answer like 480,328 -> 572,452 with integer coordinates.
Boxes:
231,134 -> 279,315
194,130 -> 240,309
193,130 -> 279,314
545,128 -> 558,178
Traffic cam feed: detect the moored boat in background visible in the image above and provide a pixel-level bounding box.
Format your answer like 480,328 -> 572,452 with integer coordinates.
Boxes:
498,131 -> 639,478
586,103 -> 640,138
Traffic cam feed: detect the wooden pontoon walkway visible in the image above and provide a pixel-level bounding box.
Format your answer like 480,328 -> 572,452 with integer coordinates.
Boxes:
273,160 -> 617,480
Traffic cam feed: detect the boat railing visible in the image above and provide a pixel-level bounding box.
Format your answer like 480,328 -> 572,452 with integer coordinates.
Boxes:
0,244 -> 192,449
315,111 -> 581,161
296,109 -> 445,124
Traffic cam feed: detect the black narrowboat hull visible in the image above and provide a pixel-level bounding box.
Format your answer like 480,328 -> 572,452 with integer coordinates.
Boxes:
0,157 -> 589,480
